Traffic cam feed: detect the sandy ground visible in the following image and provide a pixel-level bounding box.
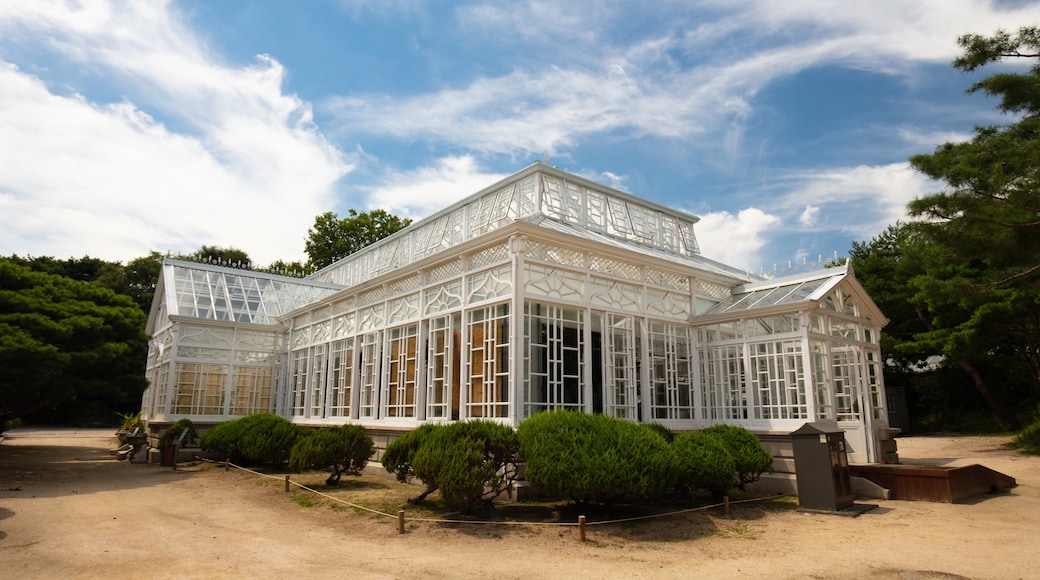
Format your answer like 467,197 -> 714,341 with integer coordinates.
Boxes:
1,428 -> 1037,580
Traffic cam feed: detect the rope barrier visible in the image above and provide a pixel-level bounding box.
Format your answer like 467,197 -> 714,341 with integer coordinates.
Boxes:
195,455 -> 793,531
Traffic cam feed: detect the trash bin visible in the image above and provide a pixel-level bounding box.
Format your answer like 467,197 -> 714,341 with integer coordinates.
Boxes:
791,421 -> 854,512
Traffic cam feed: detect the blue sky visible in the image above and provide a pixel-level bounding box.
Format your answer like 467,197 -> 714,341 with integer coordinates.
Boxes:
0,1 -> 1036,275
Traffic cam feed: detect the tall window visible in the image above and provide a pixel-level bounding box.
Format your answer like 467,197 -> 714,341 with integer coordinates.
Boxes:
309,345 -> 327,418
329,338 -> 354,418
701,344 -> 745,420
830,343 -> 861,421
385,324 -> 419,418
467,304 -> 510,418
290,350 -> 308,417
358,332 -> 381,419
648,322 -> 694,420
601,313 -> 639,420
427,315 -> 461,419
524,303 -> 584,416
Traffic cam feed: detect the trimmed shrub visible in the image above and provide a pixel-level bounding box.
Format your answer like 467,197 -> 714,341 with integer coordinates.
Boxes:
201,413 -> 303,466
517,410 -> 676,506
289,425 -> 375,484
381,421 -> 519,512
701,424 -> 774,490
159,418 -> 199,447
645,422 -> 676,443
381,423 -> 438,484
671,431 -> 736,496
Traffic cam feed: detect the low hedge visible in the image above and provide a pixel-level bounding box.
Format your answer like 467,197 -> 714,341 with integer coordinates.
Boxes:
200,413 -> 303,466
289,425 -> 375,484
517,410 -> 676,505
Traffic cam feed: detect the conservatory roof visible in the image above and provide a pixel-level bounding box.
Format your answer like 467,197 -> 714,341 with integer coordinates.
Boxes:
307,163 -> 705,288
157,259 -> 343,326
529,215 -> 753,283
700,264 -> 848,316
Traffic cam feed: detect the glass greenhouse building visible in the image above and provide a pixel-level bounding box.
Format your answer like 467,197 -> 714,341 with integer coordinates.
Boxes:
141,163 -> 893,463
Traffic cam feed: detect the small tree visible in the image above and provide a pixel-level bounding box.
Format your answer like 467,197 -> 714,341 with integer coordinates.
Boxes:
517,410 -> 675,506
701,424 -> 773,490
290,425 -> 375,484
381,421 -> 519,512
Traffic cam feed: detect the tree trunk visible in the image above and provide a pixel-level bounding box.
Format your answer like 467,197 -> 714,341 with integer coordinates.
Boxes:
956,361 -> 1022,430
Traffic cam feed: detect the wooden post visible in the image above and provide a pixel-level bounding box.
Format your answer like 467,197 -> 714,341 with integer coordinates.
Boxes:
284,474 -> 290,492
398,510 -> 406,534
224,458 -> 230,472
578,515 -> 586,542
723,495 -> 730,518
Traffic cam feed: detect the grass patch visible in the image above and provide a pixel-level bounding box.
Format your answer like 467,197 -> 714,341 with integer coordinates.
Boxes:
292,495 -> 314,508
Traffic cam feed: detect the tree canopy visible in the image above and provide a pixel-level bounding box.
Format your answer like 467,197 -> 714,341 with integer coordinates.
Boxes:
0,258 -> 149,427
305,209 -> 412,271
853,27 -> 1040,430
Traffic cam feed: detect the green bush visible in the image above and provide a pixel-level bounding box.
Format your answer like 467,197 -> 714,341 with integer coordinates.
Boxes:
671,431 -> 736,496
289,425 -> 375,484
159,418 -> 198,447
201,413 -> 303,466
644,422 -> 676,443
1010,419 -> 1040,455
382,421 -> 519,512
701,424 -> 773,490
517,410 -> 676,506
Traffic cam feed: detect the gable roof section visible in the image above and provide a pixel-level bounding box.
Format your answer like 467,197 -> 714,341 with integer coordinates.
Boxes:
146,259 -> 343,334
697,263 -> 889,327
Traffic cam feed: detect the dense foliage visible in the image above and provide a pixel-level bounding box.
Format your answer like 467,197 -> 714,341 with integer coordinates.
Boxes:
700,424 -> 773,490
289,425 -> 375,484
200,413 -> 304,466
159,418 -> 199,447
517,410 -> 675,506
381,421 -> 519,512
305,209 -> 412,271
1010,420 -> 1040,455
0,259 -> 148,427
671,431 -> 736,496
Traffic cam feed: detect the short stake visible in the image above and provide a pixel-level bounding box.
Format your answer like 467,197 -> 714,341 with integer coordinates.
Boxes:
398,510 -> 406,534
723,495 -> 730,518
578,515 -> 586,542
284,474 -> 290,492
224,458 -> 230,472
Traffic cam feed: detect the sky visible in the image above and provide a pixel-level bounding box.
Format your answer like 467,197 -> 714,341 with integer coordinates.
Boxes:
0,1 -> 1037,276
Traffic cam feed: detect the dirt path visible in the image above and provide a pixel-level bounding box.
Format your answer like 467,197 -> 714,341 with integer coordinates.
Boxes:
1,428 -> 1037,579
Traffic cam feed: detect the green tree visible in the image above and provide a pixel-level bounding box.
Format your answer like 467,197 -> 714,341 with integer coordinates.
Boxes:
188,245 -> 252,268
909,28 -> 1040,428
0,258 -> 148,427
305,209 -> 412,271
381,421 -> 519,512
854,28 -> 1040,430
290,425 -> 375,485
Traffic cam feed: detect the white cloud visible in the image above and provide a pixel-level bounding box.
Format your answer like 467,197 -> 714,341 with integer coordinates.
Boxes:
326,0 -> 1036,159
799,205 -> 820,227
362,156 -> 508,219
778,162 -> 938,239
0,2 -> 352,264
695,207 -> 781,270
